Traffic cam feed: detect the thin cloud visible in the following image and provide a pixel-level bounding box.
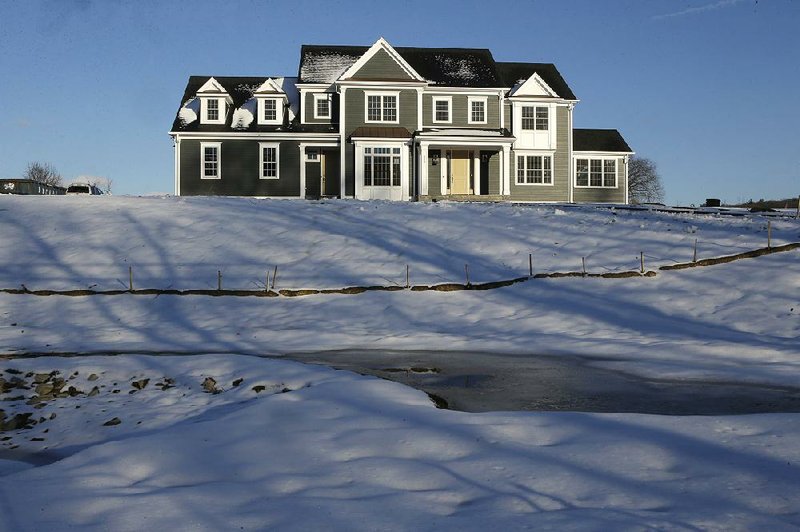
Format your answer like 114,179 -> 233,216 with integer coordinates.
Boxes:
653,0 -> 746,20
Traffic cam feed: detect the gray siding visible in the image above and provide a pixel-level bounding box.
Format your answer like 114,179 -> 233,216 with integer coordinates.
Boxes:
503,102 -> 511,131
422,94 -> 500,128
351,49 -> 414,80
303,92 -> 338,125
487,151 -> 500,195
508,106 -> 570,201
573,156 -> 627,203
179,140 -> 301,196
427,149 -> 442,196
343,88 -> 417,196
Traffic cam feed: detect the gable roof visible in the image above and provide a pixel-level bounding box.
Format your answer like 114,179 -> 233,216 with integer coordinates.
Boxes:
339,38 -> 425,82
298,45 -> 502,87
495,62 -> 577,100
573,129 -> 633,153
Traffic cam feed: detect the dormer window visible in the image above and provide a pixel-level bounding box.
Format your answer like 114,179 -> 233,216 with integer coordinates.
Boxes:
258,97 -> 282,125
200,97 -> 226,124
314,93 -> 331,119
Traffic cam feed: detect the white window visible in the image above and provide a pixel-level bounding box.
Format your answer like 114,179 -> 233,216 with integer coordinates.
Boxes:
521,106 -> 548,131
432,96 -> 451,124
201,98 -> 225,124
363,147 -> 401,186
201,142 -> 221,179
468,97 -> 487,124
365,92 -> 399,123
314,93 -> 331,119
516,155 -> 552,185
576,158 -> 616,188
259,143 -> 279,179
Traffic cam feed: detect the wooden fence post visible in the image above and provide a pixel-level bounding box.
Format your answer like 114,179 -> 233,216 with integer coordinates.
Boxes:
271,265 -> 278,290
640,252 -> 644,274
128,266 -> 133,291
693,239 -> 698,263
217,270 -> 222,291
582,257 -> 587,276
767,221 -> 772,249
406,265 -> 410,288
529,253 -> 533,277
464,264 -> 470,286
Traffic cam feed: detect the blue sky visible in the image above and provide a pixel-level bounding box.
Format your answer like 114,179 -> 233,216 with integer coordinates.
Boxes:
0,0 -> 797,205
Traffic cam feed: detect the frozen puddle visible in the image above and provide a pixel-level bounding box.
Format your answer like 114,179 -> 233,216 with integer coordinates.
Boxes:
286,350 -> 800,415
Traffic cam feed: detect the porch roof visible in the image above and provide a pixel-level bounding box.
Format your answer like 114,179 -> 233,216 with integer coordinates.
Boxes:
415,128 -> 514,145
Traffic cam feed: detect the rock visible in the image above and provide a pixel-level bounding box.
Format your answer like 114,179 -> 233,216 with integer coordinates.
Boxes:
232,378 -> 244,387
67,386 -> 81,397
87,386 -> 100,397
50,378 -> 65,392
1,412 -> 34,431
49,412 -> 56,420
4,369 -> 22,375
131,378 -> 149,390
111,390 -> 120,394
103,417 -> 121,427
33,373 -> 50,384
202,377 -> 219,394
34,383 -> 53,396
252,385 -> 266,393
87,374 -> 99,381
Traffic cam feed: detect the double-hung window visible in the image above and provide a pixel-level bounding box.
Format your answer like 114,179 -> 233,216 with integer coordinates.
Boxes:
516,155 -> 552,185
363,147 -> 401,187
263,99 -> 277,122
259,143 -> 279,179
314,93 -> 331,119
576,158 -> 616,187
207,99 -> 219,121
521,106 -> 548,131
432,96 -> 451,123
468,97 -> 487,124
201,142 -> 221,179
365,92 -> 398,123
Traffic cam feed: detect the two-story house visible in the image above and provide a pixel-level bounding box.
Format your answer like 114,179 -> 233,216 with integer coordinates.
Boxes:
170,38 -> 633,203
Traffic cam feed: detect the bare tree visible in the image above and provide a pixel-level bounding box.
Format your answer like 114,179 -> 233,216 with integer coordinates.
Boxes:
23,162 -> 63,187
628,156 -> 665,204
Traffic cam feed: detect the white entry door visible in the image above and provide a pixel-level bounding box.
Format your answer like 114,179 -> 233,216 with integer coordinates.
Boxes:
357,145 -> 408,201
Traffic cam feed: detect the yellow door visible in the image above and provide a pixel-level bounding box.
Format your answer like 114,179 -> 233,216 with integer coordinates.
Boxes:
450,150 -> 471,194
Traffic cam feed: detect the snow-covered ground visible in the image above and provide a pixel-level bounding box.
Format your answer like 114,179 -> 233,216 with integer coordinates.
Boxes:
1,196 -> 799,530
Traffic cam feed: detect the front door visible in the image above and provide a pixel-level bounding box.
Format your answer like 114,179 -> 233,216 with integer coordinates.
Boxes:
450,150 -> 471,194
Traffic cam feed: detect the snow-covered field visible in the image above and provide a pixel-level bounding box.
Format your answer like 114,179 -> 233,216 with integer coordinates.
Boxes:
1,196 -> 799,530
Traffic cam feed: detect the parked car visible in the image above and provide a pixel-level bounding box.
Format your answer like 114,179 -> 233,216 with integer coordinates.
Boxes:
66,183 -> 103,195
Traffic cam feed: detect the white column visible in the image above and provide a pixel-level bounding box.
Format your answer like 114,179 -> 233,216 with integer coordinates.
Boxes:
502,145 -> 511,196
339,87 -> 347,199
419,143 -> 429,196
473,150 -> 481,196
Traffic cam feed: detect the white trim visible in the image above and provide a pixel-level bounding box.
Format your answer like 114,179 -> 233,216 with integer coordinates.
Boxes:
200,97 -> 226,125
467,96 -> 488,125
313,93 -> 332,119
353,141 -> 411,201
624,155 -> 630,204
175,132 -> 339,140
200,142 -> 222,180
336,80 -> 427,89
567,103 -> 574,203
257,97 -> 282,125
514,152 -> 555,186
339,86 -> 347,198
174,136 -> 181,196
425,86 -> 508,94
473,151 -> 481,195
254,78 -> 284,94
258,142 -> 280,180
509,72 -> 559,98
197,77 -> 227,94
573,156 -> 619,189
338,37 -> 426,82
501,145 -> 511,195
432,96 -> 452,124
364,90 -> 400,124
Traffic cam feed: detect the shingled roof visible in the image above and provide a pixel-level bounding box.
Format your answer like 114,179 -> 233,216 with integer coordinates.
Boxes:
573,129 -> 633,153
494,62 -> 577,100
298,45 -> 503,87
171,76 -> 304,133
